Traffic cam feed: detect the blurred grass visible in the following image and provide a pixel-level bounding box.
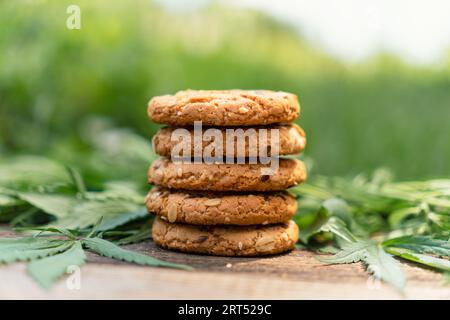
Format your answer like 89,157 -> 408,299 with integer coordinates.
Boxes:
1,0 -> 450,180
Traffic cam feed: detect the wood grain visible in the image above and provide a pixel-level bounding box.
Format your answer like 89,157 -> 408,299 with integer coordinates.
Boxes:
0,228 -> 449,299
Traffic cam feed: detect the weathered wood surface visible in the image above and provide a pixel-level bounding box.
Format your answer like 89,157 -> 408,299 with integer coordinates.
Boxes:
0,228 -> 449,300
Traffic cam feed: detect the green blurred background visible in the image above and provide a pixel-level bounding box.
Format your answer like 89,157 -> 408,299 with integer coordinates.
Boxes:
1,0 -> 450,183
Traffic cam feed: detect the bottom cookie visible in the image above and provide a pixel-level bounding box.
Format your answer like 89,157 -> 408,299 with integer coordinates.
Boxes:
152,217 -> 299,257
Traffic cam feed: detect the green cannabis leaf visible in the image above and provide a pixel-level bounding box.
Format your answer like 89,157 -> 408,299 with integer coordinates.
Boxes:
0,156 -> 73,189
17,193 -> 77,219
385,247 -> 450,272
364,245 -> 406,292
46,199 -> 147,231
83,238 -> 191,270
0,228 -> 192,289
0,194 -> 25,207
0,155 -> 148,232
298,198 -> 356,244
112,222 -> 153,245
27,241 -> 86,289
0,237 -> 72,263
383,236 -> 450,257
318,239 -> 406,292
320,217 -> 358,244
318,240 -> 373,264
292,169 -> 450,291
2,189 -> 147,232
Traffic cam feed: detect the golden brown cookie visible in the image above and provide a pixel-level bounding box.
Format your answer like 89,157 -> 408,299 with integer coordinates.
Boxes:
148,89 -> 300,126
146,187 -> 298,225
152,217 -> 299,256
148,157 -> 307,192
151,124 -> 306,158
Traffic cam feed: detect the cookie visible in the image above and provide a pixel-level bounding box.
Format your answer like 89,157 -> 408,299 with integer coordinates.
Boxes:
152,217 -> 299,256
146,187 -> 297,225
148,89 -> 300,126
151,124 -> 306,158
148,157 -> 307,192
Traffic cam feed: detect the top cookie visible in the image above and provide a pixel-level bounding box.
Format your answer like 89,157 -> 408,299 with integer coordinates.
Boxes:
148,89 -> 300,126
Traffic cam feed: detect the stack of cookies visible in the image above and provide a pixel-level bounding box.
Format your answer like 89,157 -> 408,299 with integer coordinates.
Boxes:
146,90 -> 307,256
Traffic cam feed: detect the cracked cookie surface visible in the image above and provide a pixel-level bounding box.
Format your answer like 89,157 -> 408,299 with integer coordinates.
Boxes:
148,157 -> 307,192
148,89 -> 300,126
152,124 -> 306,158
152,217 -> 299,256
146,187 -> 297,225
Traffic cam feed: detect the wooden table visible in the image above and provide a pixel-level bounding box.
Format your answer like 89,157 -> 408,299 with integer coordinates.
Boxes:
0,228 -> 449,300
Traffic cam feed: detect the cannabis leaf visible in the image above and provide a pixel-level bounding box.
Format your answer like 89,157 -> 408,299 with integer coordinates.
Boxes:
0,155 -> 147,231
383,236 -> 450,257
0,229 -> 192,289
113,223 -> 153,245
17,193 -> 77,219
47,200 -> 147,231
385,247 -> 450,272
293,171 -> 450,292
0,156 -> 72,189
298,198 -> 356,244
27,241 -> 86,289
381,235 -> 450,273
7,189 -> 147,232
320,217 -> 357,244
364,245 -> 406,292
0,194 -> 25,207
318,240 -> 373,264
95,208 -> 149,232
303,198 -> 407,290
66,166 -> 87,196
298,207 -> 329,243
319,240 -> 406,292
83,238 -> 191,270
0,237 -> 72,263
